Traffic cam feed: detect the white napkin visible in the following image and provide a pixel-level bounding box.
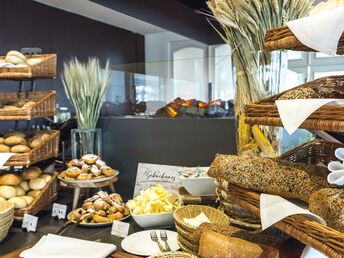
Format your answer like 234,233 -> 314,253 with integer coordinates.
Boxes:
20,234 -> 116,258
287,6 -> 344,56
301,246 -> 328,258
275,99 -> 344,134
183,212 -> 211,227
260,194 -> 326,230
0,153 -> 14,168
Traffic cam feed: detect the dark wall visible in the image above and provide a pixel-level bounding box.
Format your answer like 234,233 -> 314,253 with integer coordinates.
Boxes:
0,0 -> 145,109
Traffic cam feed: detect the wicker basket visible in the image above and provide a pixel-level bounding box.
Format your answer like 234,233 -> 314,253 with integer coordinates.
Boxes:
177,234 -> 199,254
149,251 -> 197,258
177,236 -> 198,256
173,205 -> 229,232
245,76 -> 344,132
0,54 -> 56,79
264,25 -> 344,54
14,172 -> 58,220
0,201 -> 14,242
220,140 -> 344,258
5,130 -> 59,167
0,91 -> 56,120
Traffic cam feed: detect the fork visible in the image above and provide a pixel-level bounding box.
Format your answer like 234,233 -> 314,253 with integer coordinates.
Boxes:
160,230 -> 171,251
150,231 -> 165,252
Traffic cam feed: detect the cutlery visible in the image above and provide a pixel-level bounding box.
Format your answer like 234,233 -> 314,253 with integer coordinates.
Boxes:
160,230 -> 171,251
150,231 -> 165,252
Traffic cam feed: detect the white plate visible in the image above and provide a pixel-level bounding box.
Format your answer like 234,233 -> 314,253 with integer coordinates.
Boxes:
58,174 -> 116,184
121,230 -> 180,256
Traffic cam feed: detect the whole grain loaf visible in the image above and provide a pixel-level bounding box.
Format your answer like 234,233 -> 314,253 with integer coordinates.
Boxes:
309,188 -> 344,232
208,155 -> 331,203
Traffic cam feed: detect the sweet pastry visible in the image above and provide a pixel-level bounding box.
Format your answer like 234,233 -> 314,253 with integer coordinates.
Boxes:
82,202 -> 94,210
0,144 -> 11,152
11,144 -> 31,153
21,195 -> 34,205
0,173 -> 22,185
209,155 -> 331,203
14,186 -> 25,196
76,173 -> 90,180
94,198 -> 110,211
21,166 -> 42,180
82,154 -> 99,165
100,166 -> 115,177
65,167 -> 81,178
309,188 -> 344,232
8,196 -> 27,209
93,214 -> 110,223
90,165 -> 101,176
28,178 -> 46,190
0,185 -> 16,199
107,212 -> 124,221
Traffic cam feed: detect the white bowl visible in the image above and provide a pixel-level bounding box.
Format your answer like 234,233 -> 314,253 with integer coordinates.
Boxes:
132,212 -> 174,229
181,177 -> 216,196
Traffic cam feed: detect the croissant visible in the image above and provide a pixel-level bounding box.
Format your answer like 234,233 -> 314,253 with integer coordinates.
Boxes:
93,214 -> 110,223
82,202 -> 94,210
94,198 -> 110,211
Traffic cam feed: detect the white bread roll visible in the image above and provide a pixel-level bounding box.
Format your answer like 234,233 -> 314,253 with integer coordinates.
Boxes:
19,181 -> 30,192
6,50 -> 26,62
15,186 -> 25,196
21,167 -> 42,180
0,185 -> 16,199
0,196 -> 6,202
21,195 -> 34,205
29,178 -> 46,190
8,196 -> 27,209
27,190 -> 40,198
40,174 -> 52,183
0,173 -> 22,186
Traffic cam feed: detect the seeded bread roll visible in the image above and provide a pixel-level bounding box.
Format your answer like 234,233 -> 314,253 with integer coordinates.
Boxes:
208,155 -> 331,203
309,188 -> 344,232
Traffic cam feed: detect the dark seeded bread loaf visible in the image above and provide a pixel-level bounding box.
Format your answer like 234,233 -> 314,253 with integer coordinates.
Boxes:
208,155 -> 331,203
309,188 -> 344,232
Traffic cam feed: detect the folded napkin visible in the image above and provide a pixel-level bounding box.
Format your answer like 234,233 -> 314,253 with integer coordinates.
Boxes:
183,212 -> 211,227
20,234 -> 116,258
260,194 -> 326,230
287,6 -> 344,56
0,153 -> 14,168
275,99 -> 344,134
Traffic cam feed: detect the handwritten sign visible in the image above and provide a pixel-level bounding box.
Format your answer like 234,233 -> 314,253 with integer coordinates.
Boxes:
22,214 -> 38,232
111,220 -> 130,238
52,203 -> 67,219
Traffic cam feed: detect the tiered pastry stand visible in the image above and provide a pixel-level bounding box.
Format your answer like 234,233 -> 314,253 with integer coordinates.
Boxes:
0,51 -> 59,219
238,28 -> 344,257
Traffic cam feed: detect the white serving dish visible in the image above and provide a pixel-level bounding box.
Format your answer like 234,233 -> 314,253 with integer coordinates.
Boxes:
181,177 -> 216,196
132,212 -> 174,229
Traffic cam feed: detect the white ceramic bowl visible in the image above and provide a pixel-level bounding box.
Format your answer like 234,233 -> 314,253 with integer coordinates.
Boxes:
181,177 -> 216,196
132,212 -> 174,229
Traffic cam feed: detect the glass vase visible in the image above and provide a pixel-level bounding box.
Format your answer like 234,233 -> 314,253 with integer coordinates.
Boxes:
71,128 -> 102,159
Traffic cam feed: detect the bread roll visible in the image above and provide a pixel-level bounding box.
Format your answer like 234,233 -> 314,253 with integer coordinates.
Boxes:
4,135 -> 25,146
27,190 -> 40,198
0,144 -> 11,152
209,155 -> 331,203
5,131 -> 25,138
5,55 -> 25,65
15,186 -> 25,196
28,138 -> 43,149
11,144 -> 31,153
0,196 -> 6,202
8,196 -> 27,209
0,137 -> 4,144
0,185 -> 16,199
21,166 -> 42,180
0,173 -> 22,185
40,174 -> 52,183
309,188 -> 344,232
21,195 -> 34,205
20,181 -> 30,191
29,178 -> 46,190
6,50 -> 26,62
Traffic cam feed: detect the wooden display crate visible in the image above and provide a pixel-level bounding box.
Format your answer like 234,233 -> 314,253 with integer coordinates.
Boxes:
0,54 -> 56,79
0,91 -> 56,120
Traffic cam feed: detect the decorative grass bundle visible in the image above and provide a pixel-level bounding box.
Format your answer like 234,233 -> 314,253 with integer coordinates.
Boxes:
62,58 -> 111,129
206,0 -> 313,153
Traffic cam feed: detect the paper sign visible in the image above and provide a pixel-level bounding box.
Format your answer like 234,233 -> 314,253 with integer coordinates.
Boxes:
52,203 -> 67,219
0,153 -> 14,168
134,163 -> 208,197
111,220 -> 130,238
22,214 -> 38,232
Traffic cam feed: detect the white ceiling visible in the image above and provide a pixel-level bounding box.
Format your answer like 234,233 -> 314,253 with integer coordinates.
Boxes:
33,0 -> 165,35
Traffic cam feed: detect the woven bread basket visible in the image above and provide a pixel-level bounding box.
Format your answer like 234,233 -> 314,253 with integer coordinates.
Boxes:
177,236 -> 198,255
0,201 -> 14,242
149,251 -> 197,258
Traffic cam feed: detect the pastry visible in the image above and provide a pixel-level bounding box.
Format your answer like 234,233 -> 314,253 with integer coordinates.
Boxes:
94,198 -> 110,211
14,186 -> 25,196
76,173 -> 90,180
40,174 -> 52,183
21,166 -> 42,180
65,167 -> 81,178
27,190 -> 41,198
0,173 -> 22,185
21,195 -> 34,205
81,164 -> 90,173
107,212 -> 123,221
90,165 -> 101,176
4,135 -> 25,146
0,144 -> 10,152
100,166 -> 115,177
309,188 -> 344,232
29,178 -> 46,190
82,202 -> 94,210
93,214 -> 109,223
0,185 -> 16,199
8,196 -> 27,209
82,154 -> 99,164
209,155 -> 331,203
11,144 -> 31,153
